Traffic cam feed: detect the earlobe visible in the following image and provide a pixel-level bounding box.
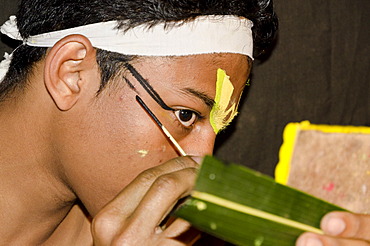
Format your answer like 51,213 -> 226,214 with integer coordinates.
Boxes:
44,35 -> 96,111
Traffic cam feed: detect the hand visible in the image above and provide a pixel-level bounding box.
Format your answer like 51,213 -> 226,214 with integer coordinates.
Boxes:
91,156 -> 202,246
296,211 -> 370,246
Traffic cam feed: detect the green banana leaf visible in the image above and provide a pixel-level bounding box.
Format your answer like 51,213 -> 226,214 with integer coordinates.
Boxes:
175,156 -> 346,246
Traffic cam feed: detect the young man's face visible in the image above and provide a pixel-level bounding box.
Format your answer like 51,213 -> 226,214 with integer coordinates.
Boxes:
57,53 -> 250,214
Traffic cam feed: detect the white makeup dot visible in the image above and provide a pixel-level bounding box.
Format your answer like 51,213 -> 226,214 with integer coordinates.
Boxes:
137,149 -> 149,157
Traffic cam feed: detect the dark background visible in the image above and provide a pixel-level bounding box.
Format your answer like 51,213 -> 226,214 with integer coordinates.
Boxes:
1,0 -> 369,177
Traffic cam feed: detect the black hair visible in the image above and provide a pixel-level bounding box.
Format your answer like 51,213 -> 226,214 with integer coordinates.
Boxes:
0,0 -> 278,101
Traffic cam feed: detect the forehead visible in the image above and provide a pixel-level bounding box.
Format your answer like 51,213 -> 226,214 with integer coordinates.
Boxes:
131,53 -> 250,94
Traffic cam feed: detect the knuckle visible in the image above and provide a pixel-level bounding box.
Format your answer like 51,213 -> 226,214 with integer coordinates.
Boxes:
111,227 -> 153,246
110,234 -> 135,246
173,156 -> 199,169
154,173 -> 179,191
92,211 -> 119,241
162,156 -> 199,172
151,168 -> 197,193
172,157 -> 189,170
93,211 -> 149,246
346,213 -> 362,237
136,168 -> 160,185
347,213 -> 370,240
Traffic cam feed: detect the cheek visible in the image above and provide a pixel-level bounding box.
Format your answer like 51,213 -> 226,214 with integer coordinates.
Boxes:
181,124 -> 216,156
63,94 -> 181,213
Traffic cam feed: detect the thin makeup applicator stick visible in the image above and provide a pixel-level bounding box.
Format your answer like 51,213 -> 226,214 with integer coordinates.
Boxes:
136,95 -> 187,156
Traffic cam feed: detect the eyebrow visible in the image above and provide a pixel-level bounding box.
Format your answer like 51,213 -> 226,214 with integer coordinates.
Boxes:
125,62 -> 215,111
181,88 -> 215,110
125,63 -> 173,111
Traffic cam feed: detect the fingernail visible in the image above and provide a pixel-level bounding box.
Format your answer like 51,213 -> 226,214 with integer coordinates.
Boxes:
190,156 -> 203,164
296,236 -> 323,246
323,216 -> 346,235
305,237 -> 323,246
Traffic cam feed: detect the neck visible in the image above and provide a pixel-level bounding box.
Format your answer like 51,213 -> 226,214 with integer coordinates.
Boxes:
0,76 -> 77,244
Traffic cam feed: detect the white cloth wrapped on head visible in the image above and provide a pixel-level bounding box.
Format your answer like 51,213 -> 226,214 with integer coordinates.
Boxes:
0,15 -> 254,82
0,52 -> 12,82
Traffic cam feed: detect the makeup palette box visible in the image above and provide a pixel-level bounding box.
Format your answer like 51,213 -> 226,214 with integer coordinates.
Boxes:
275,121 -> 370,214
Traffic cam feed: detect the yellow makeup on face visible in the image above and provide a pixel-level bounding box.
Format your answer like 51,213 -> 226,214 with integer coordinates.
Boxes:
210,69 -> 240,134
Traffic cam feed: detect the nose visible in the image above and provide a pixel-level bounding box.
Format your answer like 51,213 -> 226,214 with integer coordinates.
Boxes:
182,129 -> 216,157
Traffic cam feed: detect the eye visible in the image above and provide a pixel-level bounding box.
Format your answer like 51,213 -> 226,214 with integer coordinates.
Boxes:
174,109 -> 198,127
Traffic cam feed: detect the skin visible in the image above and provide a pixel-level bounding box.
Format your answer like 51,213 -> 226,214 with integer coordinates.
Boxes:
0,33 -> 368,245
0,34 -> 248,245
296,212 -> 370,246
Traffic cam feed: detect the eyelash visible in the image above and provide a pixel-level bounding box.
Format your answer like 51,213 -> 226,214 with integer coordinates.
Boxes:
172,109 -> 204,132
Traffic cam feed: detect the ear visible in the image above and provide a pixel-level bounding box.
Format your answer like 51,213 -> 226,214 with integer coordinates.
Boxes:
44,34 -> 97,111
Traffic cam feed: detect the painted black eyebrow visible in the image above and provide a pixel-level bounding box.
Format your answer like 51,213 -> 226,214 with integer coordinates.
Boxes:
124,63 -> 173,111
181,88 -> 215,111
125,63 -> 215,112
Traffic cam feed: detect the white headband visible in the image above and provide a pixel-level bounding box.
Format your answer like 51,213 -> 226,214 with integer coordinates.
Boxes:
0,15 -> 253,82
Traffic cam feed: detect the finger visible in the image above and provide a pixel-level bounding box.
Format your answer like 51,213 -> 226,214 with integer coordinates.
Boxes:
162,218 -> 192,237
119,156 -> 199,212
126,167 -> 197,235
321,211 -> 370,241
101,156 -> 199,215
92,157 -> 198,244
163,217 -> 201,245
296,232 -> 370,246
102,168 -> 197,245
